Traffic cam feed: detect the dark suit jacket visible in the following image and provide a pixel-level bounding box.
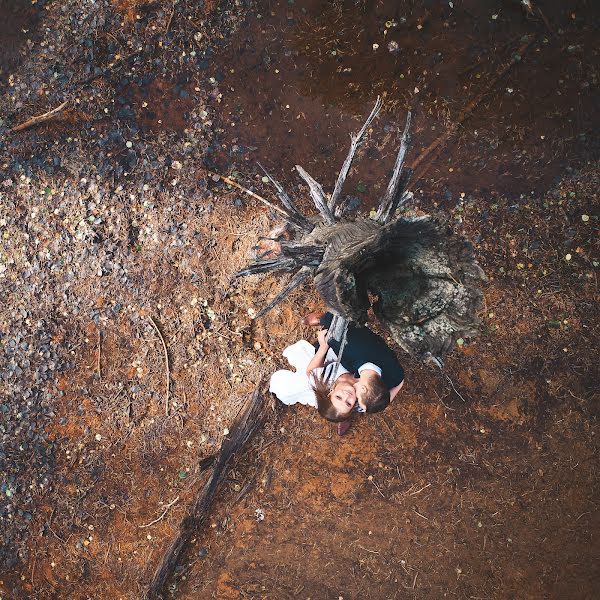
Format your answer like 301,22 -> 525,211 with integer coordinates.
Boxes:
321,312 -> 404,389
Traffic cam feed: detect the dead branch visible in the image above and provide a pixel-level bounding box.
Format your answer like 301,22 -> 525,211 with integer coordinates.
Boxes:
257,163 -> 314,231
206,170 -> 295,222
295,165 -> 336,225
148,316 -> 170,417
376,111 -> 412,224
96,328 -> 102,379
145,383 -> 269,599
256,267 -> 312,319
233,256 -> 299,279
9,100 -> 70,133
330,96 -> 383,212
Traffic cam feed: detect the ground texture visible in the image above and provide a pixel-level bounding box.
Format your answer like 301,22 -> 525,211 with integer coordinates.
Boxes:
0,0 -> 598,599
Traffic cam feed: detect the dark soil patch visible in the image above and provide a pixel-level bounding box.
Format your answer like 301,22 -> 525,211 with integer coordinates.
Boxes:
208,0 -> 599,205
0,0 -> 41,89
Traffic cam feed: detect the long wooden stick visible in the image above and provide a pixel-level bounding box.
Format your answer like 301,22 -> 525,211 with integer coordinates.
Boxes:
10,100 -> 70,133
206,170 -> 292,219
410,35 -> 536,180
330,96 -> 383,211
148,316 -> 170,417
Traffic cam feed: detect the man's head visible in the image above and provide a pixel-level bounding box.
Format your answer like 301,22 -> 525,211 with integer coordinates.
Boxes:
312,373 -> 357,422
355,370 -> 390,414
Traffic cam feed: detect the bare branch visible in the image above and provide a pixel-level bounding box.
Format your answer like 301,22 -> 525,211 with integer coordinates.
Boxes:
377,169 -> 414,223
256,267 -> 312,319
257,163 -> 314,231
206,170 -> 298,227
233,256 -> 298,279
376,112 -> 412,224
10,100 -> 70,133
295,165 -> 336,225
330,97 -> 383,212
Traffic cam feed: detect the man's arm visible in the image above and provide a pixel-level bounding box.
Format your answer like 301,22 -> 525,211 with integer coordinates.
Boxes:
389,380 -> 404,401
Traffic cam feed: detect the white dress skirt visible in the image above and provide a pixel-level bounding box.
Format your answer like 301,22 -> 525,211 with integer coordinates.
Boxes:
269,340 -> 349,408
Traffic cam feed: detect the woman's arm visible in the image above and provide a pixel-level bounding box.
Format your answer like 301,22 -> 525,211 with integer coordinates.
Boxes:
306,329 -> 329,375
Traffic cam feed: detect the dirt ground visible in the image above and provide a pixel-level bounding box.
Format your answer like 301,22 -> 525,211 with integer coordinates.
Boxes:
0,0 -> 599,599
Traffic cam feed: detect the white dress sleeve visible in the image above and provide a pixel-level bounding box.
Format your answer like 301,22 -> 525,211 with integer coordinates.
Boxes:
269,340 -> 349,408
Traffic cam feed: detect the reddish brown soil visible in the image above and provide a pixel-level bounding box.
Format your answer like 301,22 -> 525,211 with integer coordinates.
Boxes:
1,1 -> 598,599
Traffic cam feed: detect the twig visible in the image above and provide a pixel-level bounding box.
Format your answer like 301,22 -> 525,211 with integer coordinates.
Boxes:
148,316 -> 170,416
409,483 -> 431,496
368,477 -> 386,499
165,1 -> 176,32
10,100 -> 70,133
412,508 -> 429,520
96,329 -> 102,379
536,7 -> 554,35
206,170 -> 292,219
139,496 -> 180,528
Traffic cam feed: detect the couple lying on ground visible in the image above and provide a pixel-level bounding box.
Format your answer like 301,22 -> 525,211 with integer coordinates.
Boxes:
270,311 -> 404,435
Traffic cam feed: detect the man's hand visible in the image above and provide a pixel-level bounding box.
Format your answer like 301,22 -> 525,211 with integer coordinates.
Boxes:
317,328 -> 329,347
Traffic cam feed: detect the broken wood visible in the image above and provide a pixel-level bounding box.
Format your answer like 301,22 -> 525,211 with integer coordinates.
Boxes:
9,100 -> 70,133
205,170 -> 294,221
330,96 -> 383,212
257,163 -> 314,231
145,383 -> 269,599
148,316 -> 170,417
375,111 -> 412,224
295,165 -> 336,225
256,266 -> 312,319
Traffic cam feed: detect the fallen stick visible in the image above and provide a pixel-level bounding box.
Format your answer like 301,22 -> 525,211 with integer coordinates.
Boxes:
96,329 -> 102,380
9,100 -> 70,133
145,382 -> 269,599
205,170 -> 292,219
410,35 -> 537,181
148,316 -> 170,417
139,496 -> 180,528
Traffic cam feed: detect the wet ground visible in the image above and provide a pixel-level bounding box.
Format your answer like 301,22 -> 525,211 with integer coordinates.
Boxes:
0,0 -> 599,598
208,0 -> 598,203
0,0 -> 41,88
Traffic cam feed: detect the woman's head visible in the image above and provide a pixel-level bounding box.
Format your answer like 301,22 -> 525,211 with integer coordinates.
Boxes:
312,372 -> 357,422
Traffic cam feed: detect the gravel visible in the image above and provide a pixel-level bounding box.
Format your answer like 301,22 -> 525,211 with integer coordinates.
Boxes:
0,0 -> 249,577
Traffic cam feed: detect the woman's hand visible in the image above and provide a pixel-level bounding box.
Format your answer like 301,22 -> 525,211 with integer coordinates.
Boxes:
317,328 -> 329,347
